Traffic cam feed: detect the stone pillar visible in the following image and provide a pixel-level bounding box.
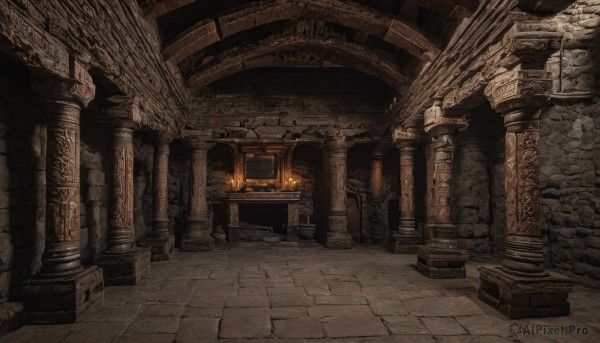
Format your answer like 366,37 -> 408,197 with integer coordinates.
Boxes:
367,143 -> 384,244
181,132 -> 215,251
417,102 -> 469,279
478,68 -> 572,318
95,96 -> 150,286
140,132 -> 175,260
22,75 -> 104,324
325,136 -> 353,249
389,128 -> 420,253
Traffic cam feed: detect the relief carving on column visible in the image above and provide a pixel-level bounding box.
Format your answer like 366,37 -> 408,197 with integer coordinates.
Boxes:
484,68 -> 552,114
110,139 -> 134,228
152,132 -> 172,223
393,128 -> 418,221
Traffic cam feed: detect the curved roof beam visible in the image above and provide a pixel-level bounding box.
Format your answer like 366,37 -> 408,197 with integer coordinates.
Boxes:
185,35 -> 408,90
162,0 -> 441,64
143,0 -> 196,19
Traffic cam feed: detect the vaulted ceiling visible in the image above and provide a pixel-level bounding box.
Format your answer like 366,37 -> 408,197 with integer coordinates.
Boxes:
138,0 -> 479,105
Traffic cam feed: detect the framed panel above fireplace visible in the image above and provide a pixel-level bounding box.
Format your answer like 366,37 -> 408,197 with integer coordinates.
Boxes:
227,141 -> 297,190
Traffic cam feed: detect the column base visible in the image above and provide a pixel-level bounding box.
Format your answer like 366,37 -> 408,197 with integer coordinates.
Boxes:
417,245 -> 468,279
95,248 -> 151,286
228,227 -> 240,242
326,232 -> 352,249
181,236 -> 215,252
0,302 -> 24,335
287,225 -> 299,242
21,266 -> 104,324
139,235 -> 175,261
478,265 -> 572,319
388,232 -> 421,254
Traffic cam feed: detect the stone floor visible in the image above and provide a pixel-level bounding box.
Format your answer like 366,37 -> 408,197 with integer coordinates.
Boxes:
3,242 -> 600,343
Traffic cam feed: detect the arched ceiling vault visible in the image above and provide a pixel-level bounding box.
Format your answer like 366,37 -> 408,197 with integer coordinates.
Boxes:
185,34 -> 408,90
139,0 -> 479,101
161,0 -> 441,64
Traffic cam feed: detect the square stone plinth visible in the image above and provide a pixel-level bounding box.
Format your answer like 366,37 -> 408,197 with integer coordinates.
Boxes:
139,236 -> 175,261
478,265 -> 573,319
96,248 -> 151,286
181,237 -> 215,252
417,245 -> 468,279
389,233 -> 420,254
22,266 -> 104,324
326,232 -> 352,250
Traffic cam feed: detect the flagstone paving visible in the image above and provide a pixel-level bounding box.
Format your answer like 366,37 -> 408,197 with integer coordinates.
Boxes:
3,242 -> 600,342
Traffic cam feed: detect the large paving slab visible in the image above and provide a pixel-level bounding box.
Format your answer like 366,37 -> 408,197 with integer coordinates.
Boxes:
273,317 -> 325,338
175,318 -> 219,343
322,314 -> 389,338
403,296 -> 485,316
219,307 -> 271,338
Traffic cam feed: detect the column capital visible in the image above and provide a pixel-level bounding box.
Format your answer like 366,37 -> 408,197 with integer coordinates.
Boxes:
392,127 -> 418,149
424,100 -> 469,137
484,67 -> 552,117
32,75 -> 95,108
183,129 -> 215,150
325,135 -> 353,152
151,131 -> 173,148
503,21 -> 562,68
100,95 -> 142,128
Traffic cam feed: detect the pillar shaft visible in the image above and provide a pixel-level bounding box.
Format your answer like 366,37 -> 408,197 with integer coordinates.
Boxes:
187,146 -> 209,237
369,151 -> 383,201
106,126 -> 135,254
429,133 -> 457,249
398,146 -> 416,234
152,136 -> 171,239
40,100 -> 84,278
501,110 -> 546,276
325,137 -> 353,249
181,133 -> 214,251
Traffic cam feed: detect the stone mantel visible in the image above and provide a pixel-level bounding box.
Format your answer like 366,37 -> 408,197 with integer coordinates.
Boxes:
226,191 -> 301,203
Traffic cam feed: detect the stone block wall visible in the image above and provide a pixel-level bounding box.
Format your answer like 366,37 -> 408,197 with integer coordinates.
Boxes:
453,107 -> 505,253
539,1 -> 600,287
0,68 -> 45,305
292,146 -> 323,228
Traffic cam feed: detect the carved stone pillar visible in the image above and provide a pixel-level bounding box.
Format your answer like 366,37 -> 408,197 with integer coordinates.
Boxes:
478,68 -> 572,318
182,132 -> 215,251
366,142 -> 384,244
325,136 -> 353,249
22,75 -> 104,324
389,128 -> 420,253
417,102 -> 469,279
95,96 -> 150,286
140,132 -> 175,260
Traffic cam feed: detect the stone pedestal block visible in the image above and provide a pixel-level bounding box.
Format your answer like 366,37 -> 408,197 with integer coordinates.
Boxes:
95,248 -> 151,286
417,245 -> 468,279
287,226 -> 299,242
390,232 -> 420,254
326,232 -> 352,250
181,236 -> 215,252
22,266 -> 104,324
228,227 -> 240,242
139,235 -> 175,261
0,302 -> 24,335
478,266 -> 572,319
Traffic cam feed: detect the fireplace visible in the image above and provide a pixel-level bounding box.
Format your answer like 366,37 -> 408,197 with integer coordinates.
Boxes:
226,192 -> 300,241
239,203 -> 288,238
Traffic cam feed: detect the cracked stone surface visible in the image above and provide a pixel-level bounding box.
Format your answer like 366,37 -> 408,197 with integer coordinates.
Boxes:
3,243 -> 600,342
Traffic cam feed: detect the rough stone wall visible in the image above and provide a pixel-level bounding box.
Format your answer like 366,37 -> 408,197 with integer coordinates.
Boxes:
190,68 -> 389,138
0,0 -> 189,132
0,68 -> 45,305
453,108 -> 505,253
292,146 -> 323,228
167,140 -> 190,244
79,116 -> 109,263
537,1 -> 600,287
133,134 -> 154,242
